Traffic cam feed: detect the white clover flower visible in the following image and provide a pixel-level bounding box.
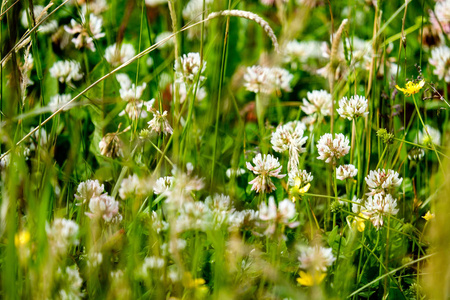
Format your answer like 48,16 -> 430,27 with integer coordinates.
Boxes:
155,31 -> 174,49
175,52 -> 206,84
116,74 -> 147,102
46,218 -> 79,255
226,168 -> 246,178
301,89 -> 333,116
317,133 -> 350,164
119,99 -> 155,120
337,95 -> 369,120
351,196 -> 364,214
142,256 -> 165,273
288,168 -> 313,187
363,193 -> 399,229
86,194 -> 122,223
182,0 -> 213,21
154,176 -> 174,195
49,60 -> 83,84
243,65 -> 273,94
104,43 -> 136,67
271,121 -> 308,171
283,40 -> 323,66
49,94 -> 73,112
429,45 -> 450,83
74,179 -> 104,204
259,197 -> 298,236
228,209 -> 259,231
298,245 -> 336,272
259,196 -> 277,221
246,153 -> 286,193
177,82 -> 207,104
430,0 -> 450,35
408,147 -> 425,161
119,174 -> 152,200
145,0 -> 168,6
21,5 -> 58,34
164,167 -> 204,208
365,169 -> 403,196
417,125 -> 441,146
57,265 -> 84,300
64,13 -> 105,51
271,67 -> 293,92
148,110 -> 173,135
336,164 -> 358,180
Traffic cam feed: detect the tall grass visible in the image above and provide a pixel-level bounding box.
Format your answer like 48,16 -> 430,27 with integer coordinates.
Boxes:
0,0 -> 449,299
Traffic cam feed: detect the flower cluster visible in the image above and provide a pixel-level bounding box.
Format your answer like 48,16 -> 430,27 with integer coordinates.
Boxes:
175,52 -> 206,85
301,89 -> 333,117
317,133 -> 350,164
246,153 -> 286,193
336,164 -> 358,180
337,95 -> 369,120
64,12 -> 105,51
271,121 -> 308,172
49,60 -> 83,84
297,245 -> 335,286
243,65 -> 293,94
259,196 -> 299,237
46,218 -> 79,256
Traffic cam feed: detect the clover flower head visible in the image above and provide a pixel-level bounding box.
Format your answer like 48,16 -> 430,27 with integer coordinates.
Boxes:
175,52 -> 206,84
336,164 -> 358,180
148,110 -> 173,135
271,121 -> 308,171
104,43 -> 136,67
246,153 -> 286,193
301,89 -> 333,116
49,60 -> 83,84
74,179 -> 104,204
316,133 -> 350,164
337,95 -> 368,120
363,193 -> 399,229
365,169 -> 403,196
298,245 -> 336,272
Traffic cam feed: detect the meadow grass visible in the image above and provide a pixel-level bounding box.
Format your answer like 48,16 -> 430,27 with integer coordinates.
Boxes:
0,0 -> 450,299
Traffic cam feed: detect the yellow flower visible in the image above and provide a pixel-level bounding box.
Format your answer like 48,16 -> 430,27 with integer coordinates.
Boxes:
297,270 -> 326,286
289,179 -> 311,202
353,212 -> 367,232
395,80 -> 425,97
14,230 -> 30,247
422,211 -> 435,221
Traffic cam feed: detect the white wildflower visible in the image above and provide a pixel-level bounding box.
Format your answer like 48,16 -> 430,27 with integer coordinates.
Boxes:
283,40 -> 323,66
104,43 -> 136,67
148,110 -> 173,135
155,31 -> 174,49
301,89 -> 333,116
49,60 -> 83,84
74,179 -> 104,205
226,168 -> 246,178
57,265 -> 84,300
351,196 -> 364,214
337,95 -> 369,120
48,94 -> 73,112
288,169 -> 313,187
153,176 -> 174,195
86,194 -> 122,223
259,197 -> 299,236
64,13 -> 105,51
364,193 -> 399,229
316,133 -> 350,164
417,125 -> 441,147
336,164 -> 358,180
271,67 -> 293,92
365,169 -> 403,196
142,256 -> 165,273
271,121 -> 308,171
246,153 -> 286,193
228,209 -> 259,231
46,218 -> 79,255
430,0 -> 450,35
119,174 -> 152,200
21,5 -> 58,34
429,45 -> 450,82
174,52 -> 206,84
298,245 -> 335,272
243,65 -> 272,94
408,147 -> 425,161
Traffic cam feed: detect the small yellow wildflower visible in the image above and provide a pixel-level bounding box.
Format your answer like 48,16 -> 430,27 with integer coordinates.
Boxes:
183,272 -> 207,291
353,213 -> 367,232
422,211 -> 435,221
297,270 -> 326,286
289,178 -> 311,202
14,230 -> 30,247
395,80 -> 425,97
